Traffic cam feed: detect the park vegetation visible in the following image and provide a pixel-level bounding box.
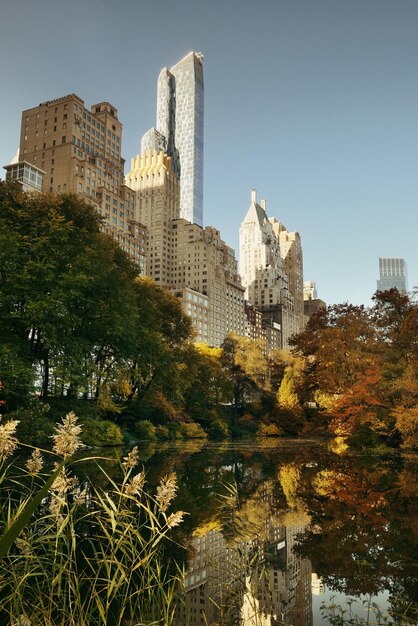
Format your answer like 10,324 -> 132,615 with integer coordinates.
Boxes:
1,181 -> 417,451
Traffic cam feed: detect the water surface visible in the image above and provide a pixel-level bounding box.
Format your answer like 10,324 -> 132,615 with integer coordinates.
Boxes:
139,439 -> 418,625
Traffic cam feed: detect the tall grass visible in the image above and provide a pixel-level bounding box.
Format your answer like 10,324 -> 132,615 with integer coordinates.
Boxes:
0,413 -> 186,626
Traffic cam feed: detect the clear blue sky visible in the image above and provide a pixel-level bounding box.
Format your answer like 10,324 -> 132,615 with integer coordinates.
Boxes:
1,0 -> 417,306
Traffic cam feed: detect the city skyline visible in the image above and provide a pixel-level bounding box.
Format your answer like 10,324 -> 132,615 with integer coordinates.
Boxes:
1,0 -> 417,306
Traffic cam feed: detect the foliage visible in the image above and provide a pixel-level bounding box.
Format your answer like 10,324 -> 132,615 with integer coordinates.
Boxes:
80,417 -> 123,447
208,419 -> 230,440
237,413 -> 259,434
289,290 -> 418,449
135,419 -> 157,442
257,422 -> 282,437
12,400 -> 55,448
180,422 -> 207,439
221,333 -> 269,412
181,343 -> 233,423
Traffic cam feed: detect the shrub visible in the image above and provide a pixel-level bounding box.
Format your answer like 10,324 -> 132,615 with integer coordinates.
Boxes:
180,422 -> 207,439
208,419 -> 230,440
257,422 -> 283,437
135,419 -> 157,441
155,425 -> 170,440
237,413 -> 258,434
12,401 -> 55,448
81,417 -> 123,447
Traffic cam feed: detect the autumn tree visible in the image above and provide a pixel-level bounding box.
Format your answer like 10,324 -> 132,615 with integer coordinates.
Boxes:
221,333 -> 269,413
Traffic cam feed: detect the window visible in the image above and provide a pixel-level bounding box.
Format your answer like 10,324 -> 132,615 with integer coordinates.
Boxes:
62,136 -> 66,144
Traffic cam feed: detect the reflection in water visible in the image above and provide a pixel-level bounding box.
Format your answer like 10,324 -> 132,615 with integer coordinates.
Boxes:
176,517 -> 314,626
145,441 -> 417,626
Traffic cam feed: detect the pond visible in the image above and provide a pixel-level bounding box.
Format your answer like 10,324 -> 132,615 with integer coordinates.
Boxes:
135,438 -> 418,626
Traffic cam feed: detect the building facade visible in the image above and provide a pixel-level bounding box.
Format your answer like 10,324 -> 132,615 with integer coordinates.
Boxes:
126,149 -> 245,346
3,160 -> 45,192
17,94 -> 146,271
239,189 -> 304,348
143,51 -> 204,226
377,257 -> 408,293
303,280 -> 326,323
126,151 -> 179,287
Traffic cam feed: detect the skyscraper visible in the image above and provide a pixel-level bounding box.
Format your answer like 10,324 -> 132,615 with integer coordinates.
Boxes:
142,51 -> 204,226
126,149 -> 245,346
377,257 -> 408,293
16,94 -> 147,271
239,189 -> 304,347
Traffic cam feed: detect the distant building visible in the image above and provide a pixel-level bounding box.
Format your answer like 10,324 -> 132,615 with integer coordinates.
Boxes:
239,189 -> 304,348
245,303 -> 282,354
304,298 -> 326,319
303,280 -> 326,321
377,257 -> 408,293
3,160 -> 45,192
143,51 -> 204,226
303,281 -> 317,301
126,149 -> 245,346
17,93 -> 147,271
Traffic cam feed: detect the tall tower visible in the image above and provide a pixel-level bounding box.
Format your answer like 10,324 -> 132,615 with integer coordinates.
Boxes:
377,258 -> 408,293
143,52 -> 204,227
239,189 -> 304,347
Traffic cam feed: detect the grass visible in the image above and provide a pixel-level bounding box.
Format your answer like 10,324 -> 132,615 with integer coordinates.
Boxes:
0,413 -> 186,626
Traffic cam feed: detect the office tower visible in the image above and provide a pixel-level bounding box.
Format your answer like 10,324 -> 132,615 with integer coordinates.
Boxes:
126,149 -> 245,346
143,51 -> 204,226
18,94 -> 147,271
377,257 -> 408,293
239,189 -> 304,348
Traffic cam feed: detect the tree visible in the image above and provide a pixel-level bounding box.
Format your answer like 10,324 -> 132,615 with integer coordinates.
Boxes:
180,343 -> 233,424
0,183 -> 140,405
220,334 -> 269,413
116,276 -> 193,417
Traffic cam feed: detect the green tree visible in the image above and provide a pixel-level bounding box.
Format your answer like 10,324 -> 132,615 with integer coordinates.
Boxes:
117,277 -> 193,419
0,183 -> 139,406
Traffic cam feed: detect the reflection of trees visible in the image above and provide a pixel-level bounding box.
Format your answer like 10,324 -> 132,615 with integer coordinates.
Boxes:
139,441 -> 418,622
294,456 -> 418,608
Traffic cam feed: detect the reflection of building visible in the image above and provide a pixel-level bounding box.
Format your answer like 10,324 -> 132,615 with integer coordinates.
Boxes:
248,522 -> 313,626
143,52 -> 204,226
377,257 -> 408,294
16,94 -> 147,270
311,572 -> 325,595
175,528 -> 247,626
3,160 -> 45,192
239,189 -> 304,348
175,478 -> 313,626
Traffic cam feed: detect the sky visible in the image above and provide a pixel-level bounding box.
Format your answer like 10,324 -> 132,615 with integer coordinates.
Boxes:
1,0 -> 417,306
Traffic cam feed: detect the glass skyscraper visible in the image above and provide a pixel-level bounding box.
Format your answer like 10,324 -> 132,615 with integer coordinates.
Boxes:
152,51 -> 204,227
377,257 -> 408,293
